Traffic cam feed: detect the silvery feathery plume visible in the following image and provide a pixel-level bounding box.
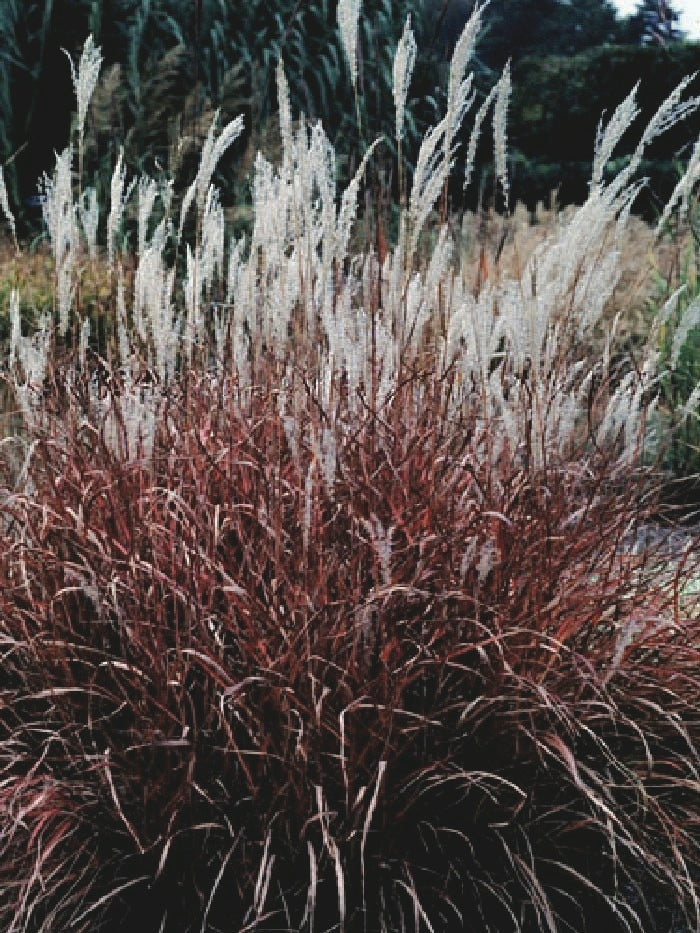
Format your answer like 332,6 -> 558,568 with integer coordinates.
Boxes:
680,378 -> 700,422
10,287 -> 51,425
108,148 -> 135,271
138,175 -> 159,258
607,75 -> 700,206
8,288 -> 21,369
591,84 -> 640,195
338,0 -> 362,90
40,147 -> 77,335
78,317 -> 90,368
40,146 -> 75,250
277,59 -> 293,170
198,184 -> 225,294
493,60 -> 511,209
408,114 -> 449,254
0,165 -> 18,251
183,243 -> 197,338
336,137 -> 382,261
443,3 -> 484,165
393,15 -> 417,144
463,83 -> 497,191
656,136 -> 700,232
179,111 -> 244,235
64,36 -> 102,169
79,186 -> 99,260
670,296 -> 700,370
116,265 -> 129,370
309,120 -> 336,258
226,233 -> 246,304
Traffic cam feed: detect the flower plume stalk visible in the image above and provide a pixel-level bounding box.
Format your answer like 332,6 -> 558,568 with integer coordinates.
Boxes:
107,148 -> 136,273
463,83 -> 497,191
40,147 -> 77,335
393,14 -> 417,144
393,14 -> 417,205
444,3 -> 485,161
494,60 -> 512,210
338,0 -> 363,135
64,35 -> 103,188
656,135 -> 700,232
178,111 -> 245,238
608,74 -> 700,205
79,187 -> 99,260
591,83 -> 640,195
0,165 -> 18,252
277,58 -> 293,168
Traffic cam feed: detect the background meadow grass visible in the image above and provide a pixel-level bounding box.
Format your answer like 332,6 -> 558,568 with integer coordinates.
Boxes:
1,3 -> 700,931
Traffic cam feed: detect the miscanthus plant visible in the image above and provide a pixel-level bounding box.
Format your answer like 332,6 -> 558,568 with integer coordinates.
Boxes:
1,5 -> 700,932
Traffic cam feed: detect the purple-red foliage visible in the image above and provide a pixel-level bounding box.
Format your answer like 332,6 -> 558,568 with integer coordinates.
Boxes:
1,368 -> 699,932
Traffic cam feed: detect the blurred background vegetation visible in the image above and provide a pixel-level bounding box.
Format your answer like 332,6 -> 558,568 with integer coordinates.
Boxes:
0,0 -> 698,238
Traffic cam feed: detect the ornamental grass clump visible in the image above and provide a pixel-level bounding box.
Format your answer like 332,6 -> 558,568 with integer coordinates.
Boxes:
1,5 -> 700,932
1,367 -> 700,933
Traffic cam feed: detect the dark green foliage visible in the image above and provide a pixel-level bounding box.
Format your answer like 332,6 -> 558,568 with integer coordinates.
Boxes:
503,43 -> 700,215
622,0 -> 685,45
0,0 -> 92,212
2,0 -> 699,234
1,0 -> 443,236
423,0 -> 631,68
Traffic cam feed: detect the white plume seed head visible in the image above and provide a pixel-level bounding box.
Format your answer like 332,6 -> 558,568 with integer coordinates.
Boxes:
65,35 -> 103,148
463,84 -> 497,192
277,59 -> 293,162
0,166 -> 18,249
493,61 -> 512,208
178,112 -> 244,236
393,15 -> 417,143
79,186 -> 99,259
448,3 -> 483,108
9,288 -> 21,369
197,113 -> 245,212
108,149 -> 135,271
338,0 -> 362,88
656,136 -> 700,232
40,147 -> 78,335
138,176 -> 159,257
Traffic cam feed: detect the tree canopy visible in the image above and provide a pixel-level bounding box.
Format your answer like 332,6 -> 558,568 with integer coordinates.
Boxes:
423,0 -> 686,69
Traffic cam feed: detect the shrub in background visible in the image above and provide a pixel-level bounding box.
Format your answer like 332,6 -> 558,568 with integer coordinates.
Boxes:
505,43 -> 700,217
1,5 -> 700,931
